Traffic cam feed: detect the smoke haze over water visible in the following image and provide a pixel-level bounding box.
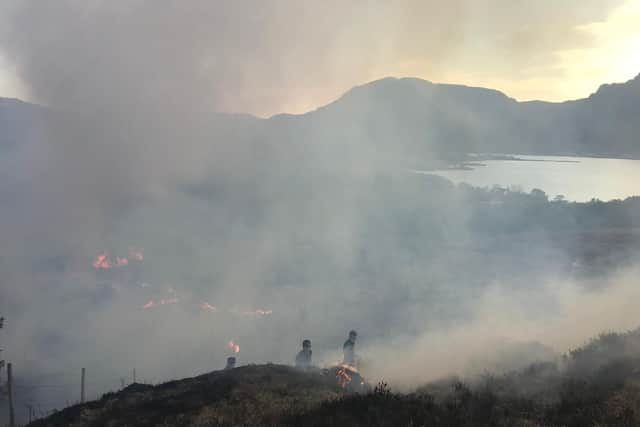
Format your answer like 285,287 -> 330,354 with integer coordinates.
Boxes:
0,1 -> 639,421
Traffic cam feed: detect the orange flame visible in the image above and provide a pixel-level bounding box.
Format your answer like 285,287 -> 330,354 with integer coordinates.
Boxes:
93,248 -> 143,269
335,366 -> 352,389
228,340 -> 240,353
92,254 -> 112,269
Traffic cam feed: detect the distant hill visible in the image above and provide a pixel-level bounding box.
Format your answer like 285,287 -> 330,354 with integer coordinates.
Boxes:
0,97 -> 45,153
269,73 -> 640,161
1,73 -> 639,163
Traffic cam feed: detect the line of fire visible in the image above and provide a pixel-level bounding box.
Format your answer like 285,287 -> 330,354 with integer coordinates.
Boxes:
89,247 -> 367,392
91,249 -> 273,316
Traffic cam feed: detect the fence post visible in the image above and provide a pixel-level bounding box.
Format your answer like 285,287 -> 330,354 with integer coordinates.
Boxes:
26,404 -> 33,424
8,362 -> 15,427
81,367 -> 86,403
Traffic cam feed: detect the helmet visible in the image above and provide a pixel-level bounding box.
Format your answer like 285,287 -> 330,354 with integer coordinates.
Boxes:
302,339 -> 311,348
349,330 -> 358,337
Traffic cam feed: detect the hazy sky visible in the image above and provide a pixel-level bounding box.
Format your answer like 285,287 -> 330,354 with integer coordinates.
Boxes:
0,0 -> 639,116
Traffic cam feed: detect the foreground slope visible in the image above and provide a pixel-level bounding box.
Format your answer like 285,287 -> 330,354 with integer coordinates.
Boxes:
29,364 -> 343,427
30,328 -> 640,427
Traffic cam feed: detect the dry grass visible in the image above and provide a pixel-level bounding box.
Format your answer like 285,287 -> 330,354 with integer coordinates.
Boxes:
29,330 -> 640,426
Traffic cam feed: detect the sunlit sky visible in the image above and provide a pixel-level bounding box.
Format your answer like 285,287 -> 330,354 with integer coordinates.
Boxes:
418,0 -> 640,103
0,0 -> 639,116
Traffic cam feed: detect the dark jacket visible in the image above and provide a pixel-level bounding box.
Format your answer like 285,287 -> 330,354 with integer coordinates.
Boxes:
343,338 -> 356,365
295,348 -> 312,368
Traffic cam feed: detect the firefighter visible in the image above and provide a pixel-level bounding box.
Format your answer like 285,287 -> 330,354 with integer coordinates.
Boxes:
295,339 -> 313,369
343,330 -> 357,366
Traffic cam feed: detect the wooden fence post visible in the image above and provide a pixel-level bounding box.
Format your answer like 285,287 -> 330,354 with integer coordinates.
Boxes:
81,367 -> 86,403
8,362 -> 15,427
26,404 -> 33,424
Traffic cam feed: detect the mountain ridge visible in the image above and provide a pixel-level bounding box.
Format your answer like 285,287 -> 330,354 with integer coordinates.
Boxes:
5,72 -> 637,119
272,72 -> 640,119
2,71 -> 639,159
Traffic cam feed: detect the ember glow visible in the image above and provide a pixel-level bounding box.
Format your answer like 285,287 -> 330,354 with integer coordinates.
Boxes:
230,308 -> 274,317
92,248 -> 144,269
228,340 -> 240,353
253,309 -> 273,316
142,298 -> 179,309
335,366 -> 353,389
138,292 -> 270,318
92,253 -> 111,269
200,302 -> 218,312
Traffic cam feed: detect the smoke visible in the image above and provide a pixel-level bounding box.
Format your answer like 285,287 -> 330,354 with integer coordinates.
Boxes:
0,1 -> 638,422
363,264 -> 640,387
0,0 -> 629,115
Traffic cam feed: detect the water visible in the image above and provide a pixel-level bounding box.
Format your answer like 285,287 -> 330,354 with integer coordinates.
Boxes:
419,155 -> 640,202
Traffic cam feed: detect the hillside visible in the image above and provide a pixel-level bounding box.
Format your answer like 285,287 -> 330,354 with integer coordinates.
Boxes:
272,73 -> 640,161
0,97 -> 45,152
27,364 -> 343,427
28,328 -> 640,427
2,73 -> 639,166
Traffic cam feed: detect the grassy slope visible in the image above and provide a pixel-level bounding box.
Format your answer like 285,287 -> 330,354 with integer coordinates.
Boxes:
30,329 -> 640,427
28,364 -> 342,427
